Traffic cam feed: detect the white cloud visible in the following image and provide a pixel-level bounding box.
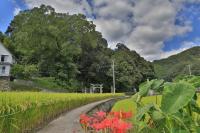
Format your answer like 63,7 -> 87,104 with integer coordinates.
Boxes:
94,18 -> 132,42
126,0 -> 193,61
24,0 -> 92,14
14,7 -> 21,16
23,0 -> 200,60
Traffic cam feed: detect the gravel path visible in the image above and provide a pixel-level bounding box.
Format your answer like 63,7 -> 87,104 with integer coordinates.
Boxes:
37,99 -> 111,133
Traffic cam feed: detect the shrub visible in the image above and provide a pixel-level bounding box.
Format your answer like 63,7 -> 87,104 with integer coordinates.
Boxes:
11,64 -> 38,79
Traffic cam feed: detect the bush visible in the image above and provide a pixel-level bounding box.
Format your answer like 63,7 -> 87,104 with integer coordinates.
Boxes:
23,65 -> 38,79
11,64 -> 24,78
11,64 -> 38,79
32,77 -> 64,91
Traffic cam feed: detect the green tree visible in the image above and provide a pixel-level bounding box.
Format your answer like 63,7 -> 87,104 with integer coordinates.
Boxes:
6,5 -> 109,90
5,5 -> 155,92
108,43 -> 155,92
0,31 -> 4,42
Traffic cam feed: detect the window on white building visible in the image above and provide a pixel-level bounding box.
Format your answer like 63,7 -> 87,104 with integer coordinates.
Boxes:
1,55 -> 5,62
2,66 -> 5,74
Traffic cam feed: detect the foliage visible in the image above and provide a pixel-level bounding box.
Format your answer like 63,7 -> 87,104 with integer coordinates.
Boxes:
80,110 -> 133,133
174,75 -> 200,88
112,99 -> 136,114
0,31 -> 5,42
161,82 -> 196,114
112,96 -> 162,114
4,5 -> 154,92
32,77 -> 63,90
11,64 -> 38,79
153,46 -> 200,81
138,79 -> 164,98
108,44 -> 155,92
9,81 -> 40,91
10,64 -> 24,78
131,79 -> 200,133
0,92 -> 122,133
23,64 -> 38,79
6,5 -> 102,90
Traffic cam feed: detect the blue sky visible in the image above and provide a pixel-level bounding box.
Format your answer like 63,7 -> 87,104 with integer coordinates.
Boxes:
163,3 -> 200,51
0,0 -> 26,32
0,0 -> 200,60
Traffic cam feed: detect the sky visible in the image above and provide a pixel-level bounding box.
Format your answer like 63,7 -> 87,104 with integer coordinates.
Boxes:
1,0 -> 200,61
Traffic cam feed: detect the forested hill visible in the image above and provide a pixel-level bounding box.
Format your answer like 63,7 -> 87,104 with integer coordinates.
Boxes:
153,46 -> 200,81
0,5 -> 155,92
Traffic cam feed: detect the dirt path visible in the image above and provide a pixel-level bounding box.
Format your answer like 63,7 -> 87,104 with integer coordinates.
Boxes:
37,99 -> 111,133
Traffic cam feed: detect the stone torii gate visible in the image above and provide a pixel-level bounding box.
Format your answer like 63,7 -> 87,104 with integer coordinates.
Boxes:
90,84 -> 103,93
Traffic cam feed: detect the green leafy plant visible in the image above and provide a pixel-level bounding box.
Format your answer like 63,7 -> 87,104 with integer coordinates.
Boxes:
133,79 -> 200,133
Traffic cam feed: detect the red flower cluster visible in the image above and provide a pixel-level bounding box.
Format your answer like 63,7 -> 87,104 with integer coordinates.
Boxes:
80,110 -> 133,133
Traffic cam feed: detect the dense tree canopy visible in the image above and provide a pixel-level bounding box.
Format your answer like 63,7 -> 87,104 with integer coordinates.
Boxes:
4,5 -> 155,92
0,31 -> 5,42
110,44 -> 155,92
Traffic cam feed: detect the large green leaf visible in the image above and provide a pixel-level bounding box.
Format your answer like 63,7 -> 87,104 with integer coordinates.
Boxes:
151,79 -> 164,91
139,81 -> 153,97
139,79 -> 165,97
151,110 -> 164,121
161,82 -> 196,114
136,103 -> 154,120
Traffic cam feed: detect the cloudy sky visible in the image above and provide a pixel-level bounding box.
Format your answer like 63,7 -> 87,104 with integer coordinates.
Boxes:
1,0 -> 200,61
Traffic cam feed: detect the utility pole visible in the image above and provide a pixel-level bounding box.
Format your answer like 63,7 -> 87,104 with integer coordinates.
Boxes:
112,60 -> 116,94
188,64 -> 192,76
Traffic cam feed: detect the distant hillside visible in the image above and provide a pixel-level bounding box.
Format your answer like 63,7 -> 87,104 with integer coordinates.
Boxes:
153,46 -> 200,81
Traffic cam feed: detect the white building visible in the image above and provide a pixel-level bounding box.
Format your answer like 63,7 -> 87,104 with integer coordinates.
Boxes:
0,42 -> 14,78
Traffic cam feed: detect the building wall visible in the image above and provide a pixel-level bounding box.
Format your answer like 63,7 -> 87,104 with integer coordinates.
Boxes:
0,42 -> 13,77
0,43 -> 13,64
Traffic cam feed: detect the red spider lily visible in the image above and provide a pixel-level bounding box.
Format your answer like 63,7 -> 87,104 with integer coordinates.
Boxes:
121,111 -> 133,119
96,111 -> 106,118
80,110 -> 133,133
80,114 -> 90,126
91,122 -> 105,131
110,117 -> 119,129
112,120 -> 132,133
90,117 -> 99,124
110,111 -> 121,119
101,118 -> 112,128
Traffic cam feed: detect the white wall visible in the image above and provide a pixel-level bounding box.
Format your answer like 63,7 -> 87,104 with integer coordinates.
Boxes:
0,42 -> 13,64
0,42 -> 13,77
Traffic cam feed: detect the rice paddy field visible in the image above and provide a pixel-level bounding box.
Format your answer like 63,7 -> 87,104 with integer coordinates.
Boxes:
0,92 -> 123,133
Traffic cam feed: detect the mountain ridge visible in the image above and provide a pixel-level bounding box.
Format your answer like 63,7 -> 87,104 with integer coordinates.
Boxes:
153,46 -> 200,80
